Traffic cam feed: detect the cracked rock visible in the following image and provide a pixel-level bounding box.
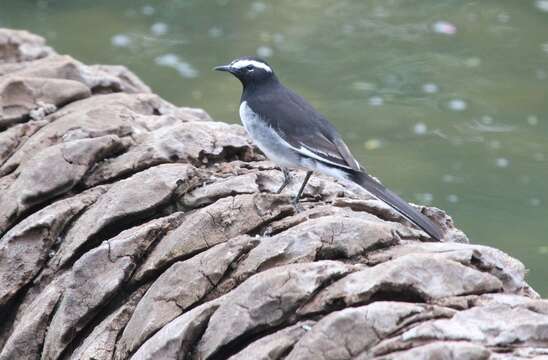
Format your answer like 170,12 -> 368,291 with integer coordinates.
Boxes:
117,236 -> 257,358
232,214 -> 398,283
195,261 -> 354,360
0,135 -> 123,234
0,185 -> 107,306
49,163 -> 198,270
41,213 -> 185,360
134,193 -> 293,281
70,286 -> 149,360
130,301 -> 221,360
0,29 -> 55,64
0,76 -> 90,128
300,254 -> 503,315
286,302 -> 455,360
0,274 -> 66,360
401,302 -> 548,347
368,241 -> 536,296
229,321 -> 316,360
84,120 -> 254,187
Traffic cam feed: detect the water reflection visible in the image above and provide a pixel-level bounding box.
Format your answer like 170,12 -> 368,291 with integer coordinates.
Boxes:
536,0 -> 548,12
150,22 -> 168,36
0,0 -> 546,295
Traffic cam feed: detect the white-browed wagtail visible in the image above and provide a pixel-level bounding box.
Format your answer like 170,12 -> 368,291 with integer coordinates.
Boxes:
214,56 -> 444,241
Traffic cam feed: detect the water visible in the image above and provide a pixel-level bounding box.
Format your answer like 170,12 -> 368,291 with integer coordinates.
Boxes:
2,0 -> 547,295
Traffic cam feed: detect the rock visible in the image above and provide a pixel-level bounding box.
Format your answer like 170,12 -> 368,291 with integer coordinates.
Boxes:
286,302 -> 455,359
0,28 -> 546,360
228,321 -> 316,360
0,275 -> 66,360
49,163 -> 198,269
376,341 -> 491,360
0,92 -> 161,178
117,236 -> 257,358
133,193 -> 293,282
84,120 -> 254,187
0,54 -> 155,129
129,301 -> 220,360
86,64 -> 151,94
401,302 -> 548,347
232,213 -> 398,283
41,214 -> 184,360
0,186 -> 107,306
367,241 -> 536,296
0,135 -> 123,234
299,254 -> 503,315
0,29 -> 55,63
0,76 -> 90,128
70,287 -> 149,360
195,261 -> 354,359
0,119 -> 46,166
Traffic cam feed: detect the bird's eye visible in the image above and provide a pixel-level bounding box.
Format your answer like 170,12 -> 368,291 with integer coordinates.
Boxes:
246,65 -> 254,71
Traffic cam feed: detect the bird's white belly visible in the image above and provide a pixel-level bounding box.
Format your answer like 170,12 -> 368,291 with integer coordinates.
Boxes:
238,101 -> 349,182
239,101 -> 299,168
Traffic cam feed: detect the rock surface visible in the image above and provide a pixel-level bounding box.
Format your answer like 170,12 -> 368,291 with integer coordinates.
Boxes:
0,28 -> 546,360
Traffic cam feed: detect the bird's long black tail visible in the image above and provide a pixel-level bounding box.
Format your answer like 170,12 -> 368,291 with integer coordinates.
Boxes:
347,170 -> 444,241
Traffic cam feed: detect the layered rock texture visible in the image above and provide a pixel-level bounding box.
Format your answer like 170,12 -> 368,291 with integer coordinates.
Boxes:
0,28 -> 547,360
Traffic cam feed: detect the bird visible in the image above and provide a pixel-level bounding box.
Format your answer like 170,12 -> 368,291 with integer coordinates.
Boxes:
214,56 -> 444,241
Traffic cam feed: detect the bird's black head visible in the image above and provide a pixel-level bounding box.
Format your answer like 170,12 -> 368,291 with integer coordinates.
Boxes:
214,56 -> 275,86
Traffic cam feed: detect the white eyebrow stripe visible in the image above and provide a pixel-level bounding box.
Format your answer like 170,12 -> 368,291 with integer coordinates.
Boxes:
231,59 -> 272,72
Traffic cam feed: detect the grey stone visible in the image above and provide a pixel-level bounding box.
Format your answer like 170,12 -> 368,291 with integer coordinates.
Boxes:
0,275 -> 66,360
0,135 -> 123,234
368,241 -> 536,296
401,303 -> 548,347
0,28 -> 55,63
0,92 -> 160,177
117,236 -> 257,358
84,120 -> 254,187
300,254 -> 503,314
286,302 -> 455,360
70,287 -> 149,360
0,76 -> 90,127
233,214 -> 398,283
130,301 -> 220,360
375,341 -> 491,360
49,163 -> 198,269
0,119 -> 46,166
134,193 -> 293,281
229,321 -> 316,360
195,261 -> 354,360
41,214 -> 184,360
0,186 -> 107,306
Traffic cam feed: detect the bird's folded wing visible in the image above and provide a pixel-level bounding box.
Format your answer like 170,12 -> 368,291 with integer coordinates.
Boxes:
249,85 -> 362,171
284,129 -> 361,171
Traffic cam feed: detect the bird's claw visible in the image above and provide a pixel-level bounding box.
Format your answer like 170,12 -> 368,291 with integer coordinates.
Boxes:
275,168 -> 291,194
291,197 -> 304,213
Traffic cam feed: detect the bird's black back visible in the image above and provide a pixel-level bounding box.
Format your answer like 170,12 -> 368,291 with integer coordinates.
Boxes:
242,79 -> 361,171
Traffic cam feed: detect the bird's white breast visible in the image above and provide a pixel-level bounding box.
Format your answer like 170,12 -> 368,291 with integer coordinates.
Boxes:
238,101 -> 350,182
239,101 -> 297,168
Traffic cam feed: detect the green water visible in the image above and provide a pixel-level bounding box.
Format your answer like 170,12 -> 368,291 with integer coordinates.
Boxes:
2,0 -> 547,295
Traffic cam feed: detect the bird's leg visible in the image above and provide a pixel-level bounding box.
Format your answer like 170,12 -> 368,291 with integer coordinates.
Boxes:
292,171 -> 313,209
276,168 -> 291,194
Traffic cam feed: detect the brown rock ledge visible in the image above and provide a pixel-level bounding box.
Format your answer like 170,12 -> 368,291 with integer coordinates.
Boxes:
0,28 -> 546,360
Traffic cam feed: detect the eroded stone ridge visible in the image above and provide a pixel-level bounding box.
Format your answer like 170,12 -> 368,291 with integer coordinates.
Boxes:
0,28 -> 546,360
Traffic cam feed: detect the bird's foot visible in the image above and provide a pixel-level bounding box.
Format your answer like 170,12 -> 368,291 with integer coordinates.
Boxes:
291,197 -> 305,213
275,168 -> 291,194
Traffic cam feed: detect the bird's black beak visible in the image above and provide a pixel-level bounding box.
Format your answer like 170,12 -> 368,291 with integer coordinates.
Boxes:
213,64 -> 232,73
